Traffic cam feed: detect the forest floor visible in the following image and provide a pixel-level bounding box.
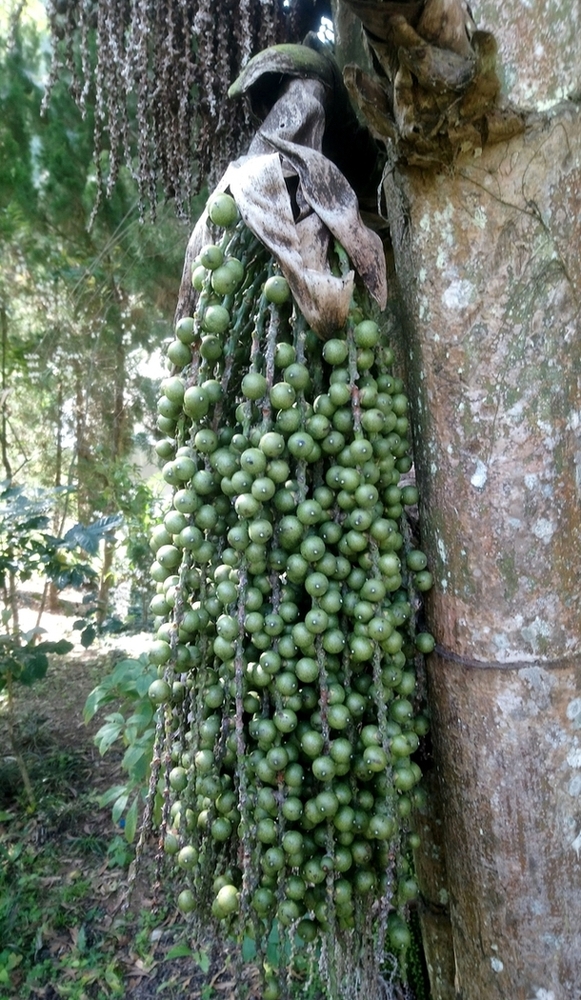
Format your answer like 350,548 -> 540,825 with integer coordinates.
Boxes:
0,593 -> 279,1000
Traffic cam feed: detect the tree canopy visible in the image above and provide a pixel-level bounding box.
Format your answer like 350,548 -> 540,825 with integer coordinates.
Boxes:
1,13 -> 192,517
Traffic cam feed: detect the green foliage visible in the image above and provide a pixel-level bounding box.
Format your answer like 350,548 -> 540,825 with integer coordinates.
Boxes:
0,478 -> 120,616
0,479 -> 121,584
0,13 -> 203,637
104,833 -> 135,869
0,481 -> 81,587
0,700 -> 175,995
0,634 -> 73,692
92,460 -> 161,628
84,654 -> 159,841
0,477 -> 123,808
0,14 -> 191,522
0,819 -> 129,999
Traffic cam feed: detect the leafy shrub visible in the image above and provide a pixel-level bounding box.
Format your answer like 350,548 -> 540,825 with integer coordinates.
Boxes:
84,654 -> 159,841
0,479 -> 122,808
0,479 -> 121,596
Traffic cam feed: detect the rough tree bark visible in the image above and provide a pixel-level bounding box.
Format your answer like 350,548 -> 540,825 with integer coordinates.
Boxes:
333,1 -> 581,998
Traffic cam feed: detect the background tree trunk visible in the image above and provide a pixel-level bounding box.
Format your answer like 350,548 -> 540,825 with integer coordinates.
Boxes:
334,1 -> 581,996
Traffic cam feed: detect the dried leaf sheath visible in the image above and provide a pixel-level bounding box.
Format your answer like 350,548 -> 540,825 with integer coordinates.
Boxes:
177,73 -> 387,338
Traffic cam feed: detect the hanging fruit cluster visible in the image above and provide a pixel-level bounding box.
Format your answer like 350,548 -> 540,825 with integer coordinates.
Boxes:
148,190 -> 433,995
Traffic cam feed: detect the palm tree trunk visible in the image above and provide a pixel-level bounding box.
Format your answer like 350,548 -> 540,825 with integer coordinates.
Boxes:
334,0 -> 581,994
379,6 -> 581,994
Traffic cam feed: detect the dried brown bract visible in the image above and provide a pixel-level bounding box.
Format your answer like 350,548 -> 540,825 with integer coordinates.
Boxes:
177,41 -> 387,337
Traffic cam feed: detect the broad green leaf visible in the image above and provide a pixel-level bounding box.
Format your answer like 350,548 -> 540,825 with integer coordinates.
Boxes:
124,796 -> 139,843
95,720 -> 124,754
124,721 -> 139,745
110,658 -> 138,681
126,704 -> 154,728
53,566 -> 97,590
112,792 -> 129,824
97,784 -> 128,807
35,639 -> 74,655
135,670 -> 158,696
242,936 -> 257,961
193,949 -> 211,974
81,625 -> 96,648
64,514 -> 123,555
164,943 -> 193,960
19,652 -> 48,686
83,684 -> 114,723
123,743 -> 149,774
